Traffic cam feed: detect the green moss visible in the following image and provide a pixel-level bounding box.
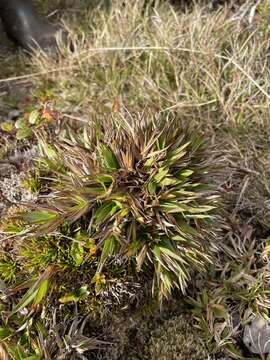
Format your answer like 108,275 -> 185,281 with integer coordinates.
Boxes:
104,300 -> 209,360
0,256 -> 20,283
146,316 -> 208,360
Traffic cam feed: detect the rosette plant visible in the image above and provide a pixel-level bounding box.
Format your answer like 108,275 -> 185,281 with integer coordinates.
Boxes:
10,112 -> 219,300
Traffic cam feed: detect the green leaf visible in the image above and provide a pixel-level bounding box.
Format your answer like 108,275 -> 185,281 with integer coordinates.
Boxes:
59,285 -> 89,303
15,117 -> 33,139
159,246 -> 187,265
28,110 -> 39,125
84,186 -> 105,194
211,304 -> 227,319
10,270 -> 51,316
21,210 -> 58,224
15,117 -> 26,129
11,287 -> 38,316
16,125 -> 32,140
161,201 -> 215,214
178,169 -> 193,177
69,194 -> 89,213
185,214 -> 212,219
93,202 -> 114,223
59,294 -> 80,303
100,144 -> 119,170
176,219 -> 199,236
174,189 -> 198,197
187,205 -> 216,213
110,193 -> 127,202
32,278 -> 49,307
186,297 -> 204,309
148,180 -> 157,194
98,236 -> 117,271
224,343 -> 242,357
153,167 -> 169,183
160,176 -> 181,186
119,208 -> 129,218
171,235 -> 188,242
78,285 -> 89,296
0,122 -> 14,132
202,290 -> 208,305
160,201 -> 190,213
111,201 -> 122,215
38,138 -> 59,161
0,327 -> 14,339
144,156 -> 155,167
95,174 -> 113,184
166,141 -> 191,163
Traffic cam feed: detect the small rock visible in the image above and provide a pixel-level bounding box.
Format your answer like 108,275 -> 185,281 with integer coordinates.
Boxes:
243,316 -> 270,355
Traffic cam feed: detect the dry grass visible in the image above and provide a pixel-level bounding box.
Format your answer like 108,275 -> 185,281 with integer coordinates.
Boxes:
28,1 -> 269,123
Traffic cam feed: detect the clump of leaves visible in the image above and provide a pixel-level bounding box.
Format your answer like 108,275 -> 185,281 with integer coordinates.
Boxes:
0,104 -> 57,140
187,234 -> 270,359
0,305 -> 103,360
15,112 -> 220,299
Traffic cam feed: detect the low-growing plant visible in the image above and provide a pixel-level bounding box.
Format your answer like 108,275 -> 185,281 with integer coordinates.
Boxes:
187,232 -> 270,358
1,104 -> 57,140
3,112 -> 220,300
0,112 -> 221,357
0,304 -> 103,360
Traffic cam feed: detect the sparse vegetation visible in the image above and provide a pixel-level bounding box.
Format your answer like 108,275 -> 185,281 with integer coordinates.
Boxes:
0,0 -> 270,359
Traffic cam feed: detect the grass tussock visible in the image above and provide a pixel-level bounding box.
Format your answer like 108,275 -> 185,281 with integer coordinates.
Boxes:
28,0 -> 270,128
12,113 -> 219,295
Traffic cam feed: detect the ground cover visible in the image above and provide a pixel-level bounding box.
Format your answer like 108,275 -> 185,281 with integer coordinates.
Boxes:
0,1 -> 269,359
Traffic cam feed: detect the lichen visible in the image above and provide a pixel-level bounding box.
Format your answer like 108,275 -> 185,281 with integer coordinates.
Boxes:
0,172 -> 36,204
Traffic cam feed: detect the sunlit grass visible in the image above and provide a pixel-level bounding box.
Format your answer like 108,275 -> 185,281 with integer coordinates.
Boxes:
0,0 -> 270,358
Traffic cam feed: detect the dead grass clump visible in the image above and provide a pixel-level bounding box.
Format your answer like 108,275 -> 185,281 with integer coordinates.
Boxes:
25,0 -> 269,131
